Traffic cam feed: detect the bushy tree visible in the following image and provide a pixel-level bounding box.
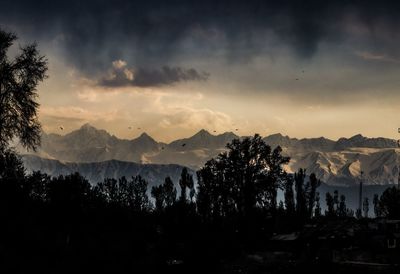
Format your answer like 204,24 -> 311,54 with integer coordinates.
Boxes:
378,187 -> 400,219
96,175 -> 150,212
0,29 -> 47,151
151,176 -> 177,211
197,134 -> 289,220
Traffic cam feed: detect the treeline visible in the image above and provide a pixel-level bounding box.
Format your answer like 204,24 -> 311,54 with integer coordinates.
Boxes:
2,135 -> 399,226
2,136 -> 400,273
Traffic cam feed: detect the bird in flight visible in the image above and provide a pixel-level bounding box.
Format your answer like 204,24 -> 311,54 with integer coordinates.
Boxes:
59,126 -> 64,130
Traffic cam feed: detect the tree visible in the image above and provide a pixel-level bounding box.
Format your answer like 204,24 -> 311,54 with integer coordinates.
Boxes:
0,29 -> 47,151
333,190 -> 339,213
196,134 -> 289,220
126,176 -> 150,212
307,173 -> 321,218
373,193 -> 381,218
294,168 -> 307,219
151,184 -> 164,211
325,192 -> 335,217
314,192 -> 322,218
163,176 -> 177,207
338,194 -> 347,217
25,170 -> 51,202
179,167 -> 192,203
363,197 -> 369,218
151,176 -> 177,211
379,187 -> 400,219
284,174 -> 295,215
47,173 -> 92,210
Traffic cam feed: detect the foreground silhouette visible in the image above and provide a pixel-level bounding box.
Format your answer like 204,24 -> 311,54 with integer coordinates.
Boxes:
1,136 -> 400,273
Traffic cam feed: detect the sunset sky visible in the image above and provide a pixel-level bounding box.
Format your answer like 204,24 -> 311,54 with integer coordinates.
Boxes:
2,0 -> 400,142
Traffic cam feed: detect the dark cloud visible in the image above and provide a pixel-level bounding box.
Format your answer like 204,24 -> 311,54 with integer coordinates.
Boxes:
98,61 -> 209,87
1,0 -> 400,75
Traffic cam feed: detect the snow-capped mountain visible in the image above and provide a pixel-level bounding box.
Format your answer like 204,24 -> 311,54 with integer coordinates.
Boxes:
19,124 -> 400,186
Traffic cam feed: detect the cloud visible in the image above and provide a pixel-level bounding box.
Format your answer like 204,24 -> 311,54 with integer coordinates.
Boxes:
4,0 -> 400,76
97,60 -> 209,87
355,51 -> 400,64
159,106 -> 232,130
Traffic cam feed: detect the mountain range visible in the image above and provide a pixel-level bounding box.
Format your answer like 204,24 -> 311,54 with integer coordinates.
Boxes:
18,123 -> 400,186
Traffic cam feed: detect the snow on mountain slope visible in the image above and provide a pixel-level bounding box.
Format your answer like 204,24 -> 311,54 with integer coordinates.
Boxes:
19,124 -> 400,186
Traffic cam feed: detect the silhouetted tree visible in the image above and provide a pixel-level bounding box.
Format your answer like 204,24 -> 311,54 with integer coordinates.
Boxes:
373,193 -> 381,218
179,167 -> 192,203
363,197 -> 369,218
47,173 -> 92,210
284,174 -> 295,216
0,29 -> 47,151
325,192 -> 335,217
163,176 -> 177,207
295,168 -> 307,219
25,170 -> 51,202
314,192 -> 322,218
338,194 -> 347,217
151,184 -> 164,211
127,176 -> 150,212
151,176 -> 178,211
379,186 -> 400,219
333,190 -> 339,213
96,178 -> 120,205
346,208 -> 354,217
307,173 -> 321,218
197,134 -> 289,221
0,148 -> 25,181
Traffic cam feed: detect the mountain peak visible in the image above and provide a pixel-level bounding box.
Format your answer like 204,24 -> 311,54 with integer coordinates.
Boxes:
138,132 -> 152,139
80,123 -> 96,130
349,134 -> 365,140
133,132 -> 157,144
193,129 -> 212,137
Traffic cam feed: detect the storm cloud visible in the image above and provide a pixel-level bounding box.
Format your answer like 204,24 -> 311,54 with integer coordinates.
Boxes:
98,60 -> 209,87
2,0 -> 400,76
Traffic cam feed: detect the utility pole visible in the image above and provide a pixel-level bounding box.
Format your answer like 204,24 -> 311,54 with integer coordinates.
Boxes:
357,171 -> 364,219
398,128 -> 400,189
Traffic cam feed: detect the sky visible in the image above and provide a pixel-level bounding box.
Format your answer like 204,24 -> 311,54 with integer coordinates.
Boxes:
1,0 -> 400,142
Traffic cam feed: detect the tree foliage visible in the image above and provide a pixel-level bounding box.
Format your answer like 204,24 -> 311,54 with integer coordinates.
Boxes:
197,134 -> 290,220
0,29 -> 47,151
